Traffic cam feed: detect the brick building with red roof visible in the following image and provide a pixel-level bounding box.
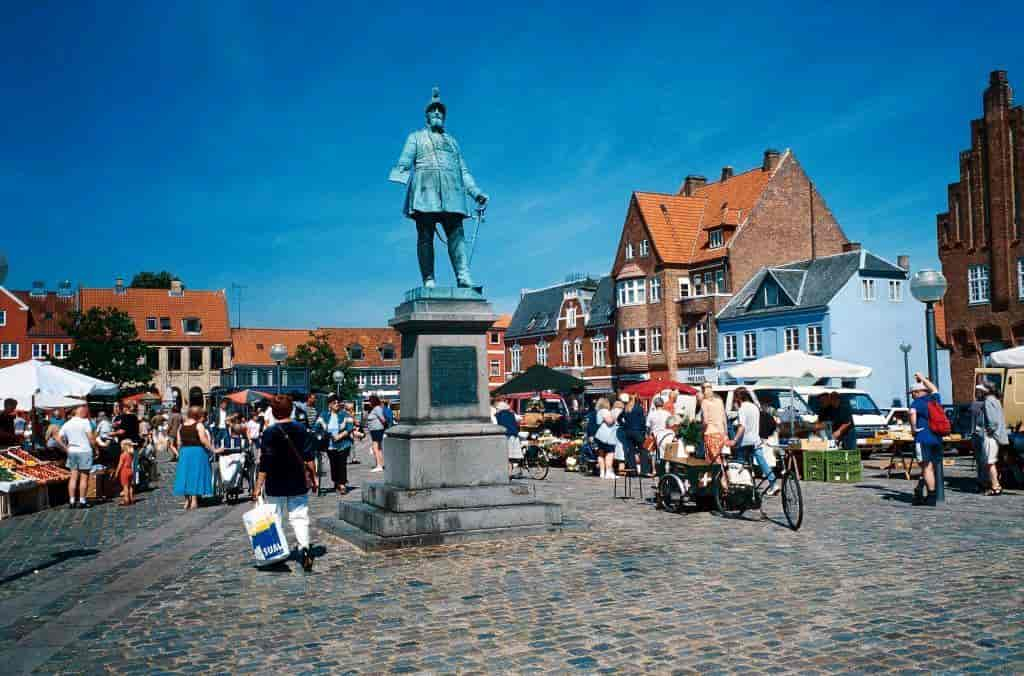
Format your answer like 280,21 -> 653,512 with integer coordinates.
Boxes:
487,314 -> 512,389
0,281 -> 77,365
80,278 -> 231,406
613,148 -> 849,384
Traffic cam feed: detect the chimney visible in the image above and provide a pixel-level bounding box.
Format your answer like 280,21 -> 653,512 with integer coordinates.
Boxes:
762,149 -> 781,172
897,255 -> 910,271
114,277 -> 124,294
842,242 -> 861,253
682,175 -> 707,196
720,166 -> 734,182
170,279 -> 184,296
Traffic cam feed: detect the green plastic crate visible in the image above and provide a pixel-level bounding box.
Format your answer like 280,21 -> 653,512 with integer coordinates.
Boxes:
803,464 -> 826,482
824,449 -> 860,464
803,451 -> 826,477
826,463 -> 863,483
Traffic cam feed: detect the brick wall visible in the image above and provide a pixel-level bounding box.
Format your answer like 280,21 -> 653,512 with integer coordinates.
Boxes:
730,152 -> 848,290
938,71 -> 1024,402
0,290 -> 30,364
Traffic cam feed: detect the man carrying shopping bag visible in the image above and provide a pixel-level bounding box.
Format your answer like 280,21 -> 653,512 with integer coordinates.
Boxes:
251,395 -> 319,572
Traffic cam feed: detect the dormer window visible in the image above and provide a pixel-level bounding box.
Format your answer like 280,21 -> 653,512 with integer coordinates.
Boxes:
763,284 -> 780,307
625,242 -> 635,260
709,229 -> 724,249
30,282 -> 45,297
640,239 -> 650,257
348,344 -> 364,360
379,343 -> 396,360
566,307 -> 577,328
182,318 -> 202,335
159,317 -> 171,331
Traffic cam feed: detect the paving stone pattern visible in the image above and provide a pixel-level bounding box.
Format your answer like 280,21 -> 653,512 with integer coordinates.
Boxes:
1,442 -> 1022,674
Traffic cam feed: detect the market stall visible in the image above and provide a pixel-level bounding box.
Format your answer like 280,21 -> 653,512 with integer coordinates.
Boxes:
726,350 -> 872,482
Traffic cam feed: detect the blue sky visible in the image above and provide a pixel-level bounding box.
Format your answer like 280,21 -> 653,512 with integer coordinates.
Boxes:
2,1 -> 1022,328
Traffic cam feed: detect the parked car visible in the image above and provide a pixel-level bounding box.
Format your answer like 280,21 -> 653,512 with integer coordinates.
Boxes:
797,387 -> 890,456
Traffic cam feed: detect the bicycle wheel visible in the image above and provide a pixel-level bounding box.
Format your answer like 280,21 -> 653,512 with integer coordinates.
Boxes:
657,474 -> 687,513
782,471 -> 804,531
712,469 -> 748,518
527,450 -> 550,480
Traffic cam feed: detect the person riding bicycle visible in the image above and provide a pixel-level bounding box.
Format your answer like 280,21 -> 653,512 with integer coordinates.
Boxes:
725,387 -> 779,496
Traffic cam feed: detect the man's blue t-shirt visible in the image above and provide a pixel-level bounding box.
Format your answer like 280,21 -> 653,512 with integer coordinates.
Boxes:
911,392 -> 943,446
383,406 -> 395,427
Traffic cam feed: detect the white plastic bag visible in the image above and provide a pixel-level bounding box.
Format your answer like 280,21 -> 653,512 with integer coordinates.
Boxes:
244,498 -> 290,565
726,462 -> 753,486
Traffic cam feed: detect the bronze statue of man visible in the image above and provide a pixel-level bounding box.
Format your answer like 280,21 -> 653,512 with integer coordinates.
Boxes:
389,87 -> 489,288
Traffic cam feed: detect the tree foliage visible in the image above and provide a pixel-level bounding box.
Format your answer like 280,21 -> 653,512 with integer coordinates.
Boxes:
286,330 -> 358,399
130,271 -> 178,289
62,307 -> 153,387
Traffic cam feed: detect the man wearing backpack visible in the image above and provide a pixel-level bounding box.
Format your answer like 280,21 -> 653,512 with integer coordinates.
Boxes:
909,372 -> 945,506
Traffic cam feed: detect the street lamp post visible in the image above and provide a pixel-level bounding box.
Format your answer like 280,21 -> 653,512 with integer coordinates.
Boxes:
899,343 -> 912,408
269,344 -> 288,396
332,369 -> 344,400
910,269 -> 948,502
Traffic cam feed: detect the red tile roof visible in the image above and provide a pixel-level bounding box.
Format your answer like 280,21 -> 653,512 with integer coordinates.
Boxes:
11,291 -> 75,337
231,328 -> 318,365
80,287 -> 230,344
319,327 -> 402,368
492,314 -> 512,330
633,159 -> 777,266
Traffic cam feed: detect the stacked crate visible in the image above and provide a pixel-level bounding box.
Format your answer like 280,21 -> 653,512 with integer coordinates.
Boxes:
802,449 -> 863,483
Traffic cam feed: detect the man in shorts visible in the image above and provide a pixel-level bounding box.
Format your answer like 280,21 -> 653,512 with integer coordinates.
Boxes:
59,404 -> 97,509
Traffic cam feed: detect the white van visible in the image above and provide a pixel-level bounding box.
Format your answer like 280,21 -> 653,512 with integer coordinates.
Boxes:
795,386 -> 890,453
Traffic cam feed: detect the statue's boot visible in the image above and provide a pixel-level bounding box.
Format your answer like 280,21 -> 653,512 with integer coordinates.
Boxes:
446,221 -> 476,288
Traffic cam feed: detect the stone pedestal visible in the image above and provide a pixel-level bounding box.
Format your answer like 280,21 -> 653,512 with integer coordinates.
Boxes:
329,288 -> 563,551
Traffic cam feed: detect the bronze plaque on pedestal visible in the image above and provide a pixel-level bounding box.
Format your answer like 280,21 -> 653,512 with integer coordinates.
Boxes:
430,346 -> 477,406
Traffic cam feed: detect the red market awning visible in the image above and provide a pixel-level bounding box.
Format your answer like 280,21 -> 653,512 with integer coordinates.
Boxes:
225,389 -> 274,405
622,379 -> 698,398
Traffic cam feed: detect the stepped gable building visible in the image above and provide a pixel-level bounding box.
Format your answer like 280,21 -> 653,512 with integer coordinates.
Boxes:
937,70 -> 1024,402
612,148 -> 849,384
80,278 -> 231,406
504,275 -> 616,394
0,281 -> 76,365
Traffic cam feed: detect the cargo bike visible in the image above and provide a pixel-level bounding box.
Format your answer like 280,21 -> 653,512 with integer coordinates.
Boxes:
655,441 -> 804,531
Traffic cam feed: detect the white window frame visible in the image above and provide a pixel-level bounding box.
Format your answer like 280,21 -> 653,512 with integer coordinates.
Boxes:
591,335 -> 607,367
723,334 -> 737,361
387,372 -> 399,386
650,327 -> 663,354
968,265 -> 990,304
625,242 -> 634,260
678,325 -> 689,352
784,327 -> 800,352
145,316 -> 157,331
53,343 -> 70,360
888,280 -> 903,302
617,328 -> 647,355
182,317 -> 202,335
510,345 -> 522,372
692,273 -> 705,297
536,341 -> 548,366
0,310 -> 5,327
743,332 -> 757,359
861,278 -> 876,301
808,325 -> 823,354
640,239 -> 650,257
695,321 -> 708,351
713,269 -> 727,294
1,343 -> 18,360
565,306 -> 577,328
489,360 -> 501,377
616,279 -> 646,306
562,340 -> 571,364
649,277 -> 661,303
32,343 -> 49,360
573,339 -> 584,367
678,277 -> 691,299
708,229 -> 724,249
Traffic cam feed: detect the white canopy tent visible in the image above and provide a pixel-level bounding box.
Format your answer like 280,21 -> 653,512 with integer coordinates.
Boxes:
0,360 -> 119,411
988,345 -> 1024,368
726,350 -> 872,381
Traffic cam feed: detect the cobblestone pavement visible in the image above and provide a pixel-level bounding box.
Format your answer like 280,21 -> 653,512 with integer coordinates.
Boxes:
1,441 -> 1023,674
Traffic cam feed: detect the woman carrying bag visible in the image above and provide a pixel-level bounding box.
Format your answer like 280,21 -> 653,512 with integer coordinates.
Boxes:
252,395 -> 318,572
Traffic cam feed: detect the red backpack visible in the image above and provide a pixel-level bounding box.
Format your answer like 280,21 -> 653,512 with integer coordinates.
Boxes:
926,399 -> 951,436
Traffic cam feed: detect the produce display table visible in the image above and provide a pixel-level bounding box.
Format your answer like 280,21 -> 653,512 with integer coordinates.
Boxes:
0,479 -> 45,520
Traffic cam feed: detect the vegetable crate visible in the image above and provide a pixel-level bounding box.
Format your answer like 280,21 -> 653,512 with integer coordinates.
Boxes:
802,450 -> 861,482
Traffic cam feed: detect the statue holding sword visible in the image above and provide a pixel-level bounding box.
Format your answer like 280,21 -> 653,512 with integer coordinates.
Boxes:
389,87 -> 489,289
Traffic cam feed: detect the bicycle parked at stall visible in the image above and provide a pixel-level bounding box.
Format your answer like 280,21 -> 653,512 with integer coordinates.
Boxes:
712,443 -> 804,531
512,432 -> 550,480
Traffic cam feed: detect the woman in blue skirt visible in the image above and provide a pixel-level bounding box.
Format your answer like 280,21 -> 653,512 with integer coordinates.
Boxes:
173,406 -> 213,509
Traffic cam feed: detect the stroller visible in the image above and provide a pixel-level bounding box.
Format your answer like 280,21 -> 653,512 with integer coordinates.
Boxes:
215,439 -> 257,504
134,436 -> 159,490
577,440 -> 600,475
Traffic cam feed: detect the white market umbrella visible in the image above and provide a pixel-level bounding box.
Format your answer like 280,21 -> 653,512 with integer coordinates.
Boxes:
0,359 -> 119,411
988,345 -> 1024,368
726,350 -> 871,381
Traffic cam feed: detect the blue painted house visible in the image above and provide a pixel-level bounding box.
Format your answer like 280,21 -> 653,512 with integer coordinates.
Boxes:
715,248 -> 952,408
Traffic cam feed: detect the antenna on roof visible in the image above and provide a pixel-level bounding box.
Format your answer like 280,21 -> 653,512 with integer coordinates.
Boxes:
231,283 -> 247,329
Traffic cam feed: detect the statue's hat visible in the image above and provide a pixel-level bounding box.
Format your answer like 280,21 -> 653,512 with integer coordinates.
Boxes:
425,86 -> 446,115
